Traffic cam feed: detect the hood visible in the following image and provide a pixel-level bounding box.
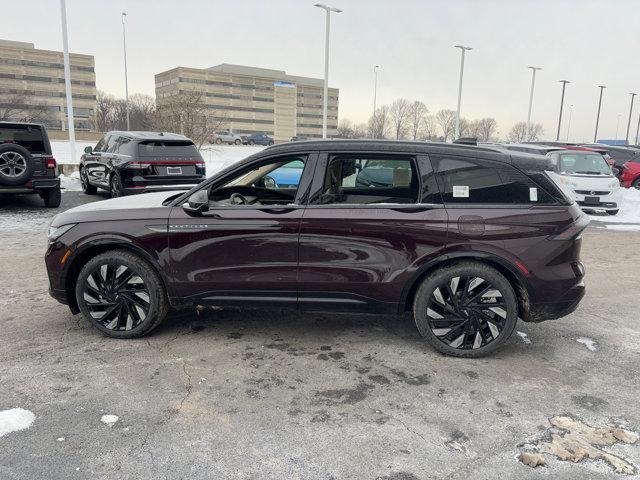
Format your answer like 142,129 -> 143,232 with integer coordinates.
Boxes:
51,191 -> 183,227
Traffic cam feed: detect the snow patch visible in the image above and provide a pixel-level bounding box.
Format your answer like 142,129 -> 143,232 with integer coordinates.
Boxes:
60,172 -> 82,192
100,414 -> 119,426
50,140 -> 94,164
576,337 -> 598,351
588,188 -> 640,230
516,331 -> 532,344
0,408 -> 36,437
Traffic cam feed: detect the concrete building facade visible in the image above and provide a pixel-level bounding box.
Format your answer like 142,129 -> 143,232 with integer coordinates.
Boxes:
0,39 -> 97,133
155,64 -> 338,142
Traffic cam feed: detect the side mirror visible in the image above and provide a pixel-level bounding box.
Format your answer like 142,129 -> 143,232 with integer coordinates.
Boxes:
183,189 -> 209,215
262,175 -> 277,189
84,146 -> 93,154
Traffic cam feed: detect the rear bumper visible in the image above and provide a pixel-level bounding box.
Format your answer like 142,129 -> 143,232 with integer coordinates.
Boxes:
526,281 -> 586,322
0,178 -> 60,194
121,176 -> 203,195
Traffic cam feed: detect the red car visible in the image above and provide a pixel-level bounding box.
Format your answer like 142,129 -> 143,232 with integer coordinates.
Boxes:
619,156 -> 640,188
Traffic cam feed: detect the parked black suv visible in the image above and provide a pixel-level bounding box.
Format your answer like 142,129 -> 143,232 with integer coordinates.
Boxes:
79,131 -> 206,197
0,121 -> 61,207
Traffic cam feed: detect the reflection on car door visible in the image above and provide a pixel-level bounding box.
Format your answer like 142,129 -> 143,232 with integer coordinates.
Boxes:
297,152 -> 448,312
167,153 -> 318,308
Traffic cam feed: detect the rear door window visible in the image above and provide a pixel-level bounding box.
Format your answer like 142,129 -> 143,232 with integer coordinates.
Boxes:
432,156 -> 555,205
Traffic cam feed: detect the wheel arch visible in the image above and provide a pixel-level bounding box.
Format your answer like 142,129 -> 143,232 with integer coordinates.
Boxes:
64,238 -> 172,313
400,252 -> 531,320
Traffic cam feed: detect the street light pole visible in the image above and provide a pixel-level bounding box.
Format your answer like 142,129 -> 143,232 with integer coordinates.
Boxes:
59,0 -> 75,163
635,110 -> 640,145
122,12 -> 130,131
556,80 -> 570,141
594,85 -> 605,142
566,104 -> 573,141
372,65 -> 379,120
314,4 -> 342,139
526,66 -> 542,139
625,92 -> 636,144
454,45 -> 472,140
615,114 -> 621,141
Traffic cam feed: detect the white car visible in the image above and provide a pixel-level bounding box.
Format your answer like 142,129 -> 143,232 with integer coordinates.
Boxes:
547,149 -> 622,215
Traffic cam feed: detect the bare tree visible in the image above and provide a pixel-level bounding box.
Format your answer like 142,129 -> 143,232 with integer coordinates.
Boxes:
129,94 -> 156,131
458,117 -> 471,138
92,91 -> 115,132
352,123 -> 368,139
337,119 -> 355,138
0,94 -> 57,126
407,100 -> 429,140
435,109 -> 456,142
368,105 -> 390,139
154,91 -> 226,148
419,114 -> 437,140
389,98 -> 412,139
507,121 -> 544,142
475,118 -> 497,142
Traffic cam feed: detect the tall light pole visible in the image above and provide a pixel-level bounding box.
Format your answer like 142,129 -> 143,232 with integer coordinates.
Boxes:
594,85 -> 605,142
615,114 -> 621,141
635,110 -> 640,145
122,12 -> 130,131
372,65 -> 379,120
526,66 -> 542,139
556,80 -> 570,141
565,104 -> 573,141
454,45 -> 472,140
314,4 -> 342,139
59,0 -> 75,162
625,92 -> 636,144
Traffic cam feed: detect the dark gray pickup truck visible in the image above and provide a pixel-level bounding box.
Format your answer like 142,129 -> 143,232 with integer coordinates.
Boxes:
0,121 -> 61,207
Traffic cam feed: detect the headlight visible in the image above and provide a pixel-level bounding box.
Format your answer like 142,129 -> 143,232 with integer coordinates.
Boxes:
558,177 -> 578,188
609,180 -> 621,188
48,223 -> 77,242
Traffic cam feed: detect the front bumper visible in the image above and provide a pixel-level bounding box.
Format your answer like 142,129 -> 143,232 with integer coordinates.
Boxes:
572,188 -> 623,211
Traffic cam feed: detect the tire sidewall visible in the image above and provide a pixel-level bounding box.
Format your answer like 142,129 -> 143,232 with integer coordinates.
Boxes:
413,262 -> 518,357
75,252 -> 165,338
42,186 -> 61,207
110,174 -> 123,198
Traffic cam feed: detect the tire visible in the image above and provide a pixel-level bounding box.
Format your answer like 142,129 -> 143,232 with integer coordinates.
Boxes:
41,186 -> 61,208
0,144 -> 33,186
413,262 -> 518,358
632,178 -> 640,190
248,140 -> 255,145
215,138 -> 222,144
607,209 -> 619,215
268,141 -> 274,146
234,139 -> 241,145
80,167 -> 97,194
110,174 -> 124,198
75,250 -> 169,338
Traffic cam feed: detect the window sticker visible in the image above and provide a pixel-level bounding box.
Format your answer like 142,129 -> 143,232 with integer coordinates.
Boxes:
453,185 -> 469,198
529,187 -> 538,202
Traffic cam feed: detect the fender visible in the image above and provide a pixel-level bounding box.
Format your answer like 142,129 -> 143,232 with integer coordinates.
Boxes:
64,234 -> 177,308
399,247 -> 532,311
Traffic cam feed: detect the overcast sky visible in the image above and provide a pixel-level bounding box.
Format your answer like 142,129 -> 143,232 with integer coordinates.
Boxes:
5,0 -> 640,141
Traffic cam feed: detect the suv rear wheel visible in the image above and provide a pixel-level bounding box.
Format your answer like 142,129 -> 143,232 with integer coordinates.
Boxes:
41,186 -> 61,208
80,167 -> 97,194
110,174 -> 124,198
0,144 -> 33,186
75,250 -> 169,338
413,262 -> 518,358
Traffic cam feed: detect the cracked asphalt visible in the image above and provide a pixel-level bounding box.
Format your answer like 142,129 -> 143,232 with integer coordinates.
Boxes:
1,192 -> 639,479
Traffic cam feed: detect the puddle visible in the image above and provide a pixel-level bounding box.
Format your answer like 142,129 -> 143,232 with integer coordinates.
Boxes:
519,415 -> 639,475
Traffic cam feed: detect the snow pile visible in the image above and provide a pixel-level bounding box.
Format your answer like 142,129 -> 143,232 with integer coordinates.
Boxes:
0,408 -> 36,437
51,140 -> 94,164
100,414 -> 119,426
588,188 -> 640,230
200,145 -> 265,176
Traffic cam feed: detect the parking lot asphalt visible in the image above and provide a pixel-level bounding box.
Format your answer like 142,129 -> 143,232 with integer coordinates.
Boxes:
1,192 -> 639,480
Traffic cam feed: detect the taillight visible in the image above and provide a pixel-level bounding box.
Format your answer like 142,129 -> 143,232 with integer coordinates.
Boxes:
128,162 -> 151,169
548,213 -> 590,241
45,157 -> 57,169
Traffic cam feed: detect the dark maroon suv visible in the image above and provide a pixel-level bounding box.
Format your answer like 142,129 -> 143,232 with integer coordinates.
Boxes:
45,140 -> 587,357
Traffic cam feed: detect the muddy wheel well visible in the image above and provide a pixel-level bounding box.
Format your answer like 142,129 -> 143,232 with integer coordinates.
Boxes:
402,257 -> 530,320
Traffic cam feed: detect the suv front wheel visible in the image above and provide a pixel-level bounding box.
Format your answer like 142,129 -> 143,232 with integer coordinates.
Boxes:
110,174 -> 124,198
80,167 -> 97,194
75,250 -> 169,338
413,262 -> 518,358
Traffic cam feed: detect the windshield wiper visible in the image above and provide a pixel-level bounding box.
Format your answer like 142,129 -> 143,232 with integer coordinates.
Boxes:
574,171 -> 606,175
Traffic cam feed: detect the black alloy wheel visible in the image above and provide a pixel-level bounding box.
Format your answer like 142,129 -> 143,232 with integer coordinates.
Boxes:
76,250 -> 168,338
80,168 -> 97,194
413,262 -> 517,357
110,174 -> 123,198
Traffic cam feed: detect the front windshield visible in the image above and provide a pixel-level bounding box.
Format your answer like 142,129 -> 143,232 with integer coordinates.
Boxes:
557,153 -> 612,175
